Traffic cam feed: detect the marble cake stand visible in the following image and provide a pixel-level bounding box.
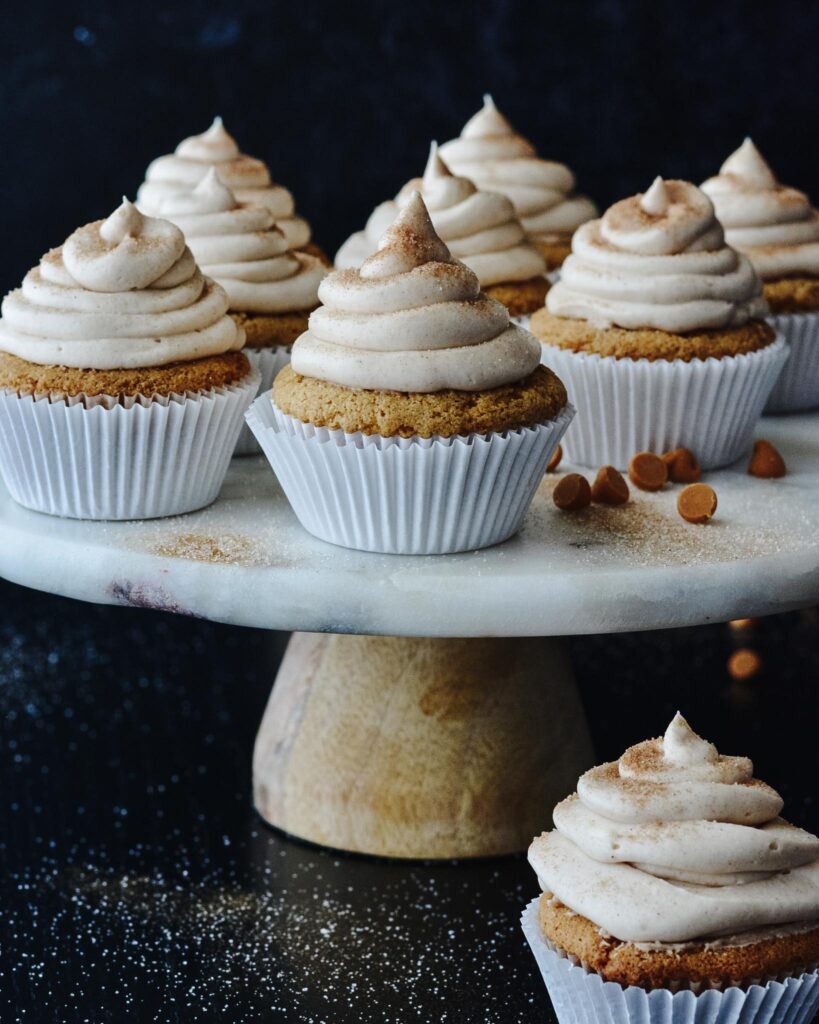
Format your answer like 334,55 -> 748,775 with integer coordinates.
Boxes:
1,410 -> 818,858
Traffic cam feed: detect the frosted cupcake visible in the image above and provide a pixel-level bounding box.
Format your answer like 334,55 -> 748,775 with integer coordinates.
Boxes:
335,143 -> 548,322
159,169 -> 327,453
439,96 -> 597,272
702,139 -> 819,411
524,713 -> 819,1024
246,192 -> 573,554
137,117 -> 326,261
0,200 -> 258,519
531,178 -> 788,469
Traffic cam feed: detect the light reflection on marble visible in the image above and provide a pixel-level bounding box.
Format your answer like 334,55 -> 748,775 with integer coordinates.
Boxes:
0,414 -> 817,637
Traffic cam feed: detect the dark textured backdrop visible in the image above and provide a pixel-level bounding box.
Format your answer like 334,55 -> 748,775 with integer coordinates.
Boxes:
2,0 -> 818,293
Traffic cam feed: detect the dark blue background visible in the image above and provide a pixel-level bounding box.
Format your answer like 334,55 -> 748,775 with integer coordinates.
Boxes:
2,0 -> 818,292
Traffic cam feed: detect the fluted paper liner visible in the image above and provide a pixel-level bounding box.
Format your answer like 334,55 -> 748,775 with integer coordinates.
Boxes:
245,397 -> 574,554
522,899 -> 819,1024
541,335 -> 788,470
0,370 -> 260,520
765,313 -> 819,413
233,346 -> 292,455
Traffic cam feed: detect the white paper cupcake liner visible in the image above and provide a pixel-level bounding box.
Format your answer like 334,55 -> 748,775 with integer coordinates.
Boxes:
233,346 -> 292,455
245,396 -> 574,554
541,335 -> 788,470
765,313 -> 819,413
0,370 -> 260,520
522,899 -> 819,1024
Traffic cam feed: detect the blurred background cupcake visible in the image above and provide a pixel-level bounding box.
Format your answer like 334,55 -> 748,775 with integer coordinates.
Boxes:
532,178 -> 787,470
247,193 -> 572,554
702,139 -> 819,413
158,168 -> 327,454
136,117 -> 329,263
524,713 -> 819,1023
335,142 -> 548,325
439,96 -> 598,274
0,200 -> 258,519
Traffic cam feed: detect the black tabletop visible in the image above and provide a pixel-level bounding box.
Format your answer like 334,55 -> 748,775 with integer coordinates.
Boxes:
1,578 -> 817,1023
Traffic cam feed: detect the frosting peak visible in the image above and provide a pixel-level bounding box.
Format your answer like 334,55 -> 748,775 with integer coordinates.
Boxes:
461,94 -> 529,148
0,203 -> 243,370
702,141 -> 819,280
547,179 -> 768,331
529,716 -> 819,944
293,194 -> 542,394
176,116 -> 240,162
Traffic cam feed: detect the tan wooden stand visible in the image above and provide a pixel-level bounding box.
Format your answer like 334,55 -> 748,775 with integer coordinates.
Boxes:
253,633 -> 592,859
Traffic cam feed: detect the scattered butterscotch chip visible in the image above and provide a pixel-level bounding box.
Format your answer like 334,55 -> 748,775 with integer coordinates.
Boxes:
728,648 -> 762,681
729,618 -> 758,631
677,482 -> 717,524
591,466 -> 629,506
748,439 -> 786,478
661,447 -> 702,483
553,473 -> 592,511
628,452 -> 668,492
547,444 -> 563,473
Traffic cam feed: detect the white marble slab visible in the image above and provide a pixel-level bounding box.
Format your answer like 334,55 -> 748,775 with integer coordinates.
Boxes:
0,413 -> 817,637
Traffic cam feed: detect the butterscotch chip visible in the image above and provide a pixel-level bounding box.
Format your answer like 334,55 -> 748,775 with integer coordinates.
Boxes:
546,444 -> 563,472
553,473 -> 591,511
0,350 -> 251,399
728,648 -> 762,681
678,483 -> 717,524
591,466 -> 629,505
531,309 -> 776,362
661,447 -> 702,483
748,439 -> 787,478
538,892 -> 819,990
273,364 -> 567,438
483,275 -> 549,318
230,310 -> 312,349
628,452 -> 667,492
763,275 -> 819,314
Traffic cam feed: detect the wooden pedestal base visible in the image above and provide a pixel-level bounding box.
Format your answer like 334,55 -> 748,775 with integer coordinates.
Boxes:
253,633 -> 592,859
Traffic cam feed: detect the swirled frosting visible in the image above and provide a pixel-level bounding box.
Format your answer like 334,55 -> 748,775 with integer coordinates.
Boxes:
137,117 -> 311,249
335,143 -> 546,285
0,199 -> 243,369
158,169 -> 325,314
702,139 -> 819,280
528,713 -> 819,944
439,95 -> 597,244
547,178 -> 768,332
291,191 -> 542,392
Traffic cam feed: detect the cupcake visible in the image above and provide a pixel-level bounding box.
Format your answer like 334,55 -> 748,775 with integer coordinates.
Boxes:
158,168 -> 327,453
531,178 -> 788,470
0,200 -> 258,519
439,95 -> 597,272
136,117 -> 327,261
524,713 -> 819,1024
335,142 -> 548,323
702,139 -> 819,411
246,192 -> 573,555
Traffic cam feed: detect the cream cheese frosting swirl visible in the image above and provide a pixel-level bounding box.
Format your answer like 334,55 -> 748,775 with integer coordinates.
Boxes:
702,139 -> 819,280
528,713 -> 819,944
291,191 -> 542,392
0,199 -> 243,369
547,178 -> 768,332
335,143 -> 546,285
159,169 -> 325,314
439,95 -> 597,244
137,117 -> 311,249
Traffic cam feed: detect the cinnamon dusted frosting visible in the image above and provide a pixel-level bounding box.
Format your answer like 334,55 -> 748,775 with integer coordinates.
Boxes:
0,200 -> 243,369
159,169 -> 325,314
702,139 -> 819,280
291,191 -> 542,392
439,95 -> 597,245
335,143 -> 546,285
528,713 -> 819,944
137,117 -> 311,249
547,178 -> 768,332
